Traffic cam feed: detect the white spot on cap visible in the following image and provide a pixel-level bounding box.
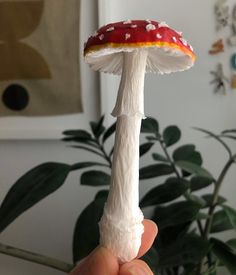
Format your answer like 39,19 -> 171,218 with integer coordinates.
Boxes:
190,45 -> 194,51
146,19 -> 152,23
99,34 -> 104,40
123,19 -> 132,24
158,21 -> 169,28
156,33 -> 162,39
172,36 -> 177,42
177,31 -> 183,36
180,38 -> 188,46
146,23 -> 156,31
125,33 -> 131,40
131,24 -> 137,28
106,26 -> 114,32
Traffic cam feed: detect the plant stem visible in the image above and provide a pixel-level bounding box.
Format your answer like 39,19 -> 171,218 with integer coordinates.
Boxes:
197,220 -> 204,236
159,139 -> 204,238
0,242 -> 74,273
203,158 -> 234,238
159,140 -> 181,178
196,158 -> 234,274
96,140 -> 112,168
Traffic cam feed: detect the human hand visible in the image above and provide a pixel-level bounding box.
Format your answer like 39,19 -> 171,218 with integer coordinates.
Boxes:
69,219 -> 158,275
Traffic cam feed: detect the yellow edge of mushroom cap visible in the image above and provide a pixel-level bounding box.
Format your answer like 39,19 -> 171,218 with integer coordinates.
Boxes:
84,41 -> 196,62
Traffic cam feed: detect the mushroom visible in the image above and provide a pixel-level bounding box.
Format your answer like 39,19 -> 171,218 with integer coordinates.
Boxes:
84,19 -> 196,263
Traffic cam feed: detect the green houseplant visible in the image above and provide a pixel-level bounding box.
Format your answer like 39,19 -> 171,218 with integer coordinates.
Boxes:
0,115 -> 236,275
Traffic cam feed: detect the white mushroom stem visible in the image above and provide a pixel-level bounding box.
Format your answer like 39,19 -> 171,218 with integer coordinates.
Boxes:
99,50 -> 148,263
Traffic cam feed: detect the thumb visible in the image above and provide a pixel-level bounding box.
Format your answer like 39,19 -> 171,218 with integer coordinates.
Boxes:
119,259 -> 154,275
69,246 -> 119,275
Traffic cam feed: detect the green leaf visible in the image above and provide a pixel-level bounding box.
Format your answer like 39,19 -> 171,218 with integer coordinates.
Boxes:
109,146 -> 114,157
90,116 -> 105,138
139,164 -> 174,180
211,210 -> 233,233
159,234 -> 210,267
194,127 -> 232,158
71,145 -> 104,158
0,162 -> 71,233
156,221 -> 192,250
163,125 -> 181,147
62,129 -> 98,147
201,194 -> 227,208
140,178 -> 189,207
173,144 -> 202,166
182,264 -> 199,275
71,162 -> 108,171
81,170 -> 110,186
211,238 -> 236,274
222,205 -> 236,230
152,201 -> 201,229
146,136 -> 159,141
186,194 -> 206,208
141,117 -> 159,134
94,190 -> 109,200
63,137 -> 97,148
152,153 -> 168,162
73,191 -> 107,262
173,144 -> 195,158
227,239 -> 236,251
173,144 -> 202,178
141,246 -> 159,274
196,212 -> 209,220
190,176 -> 213,192
181,149 -> 202,178
102,122 -> 116,143
175,161 -> 213,179
63,129 -> 92,140
140,142 -> 154,157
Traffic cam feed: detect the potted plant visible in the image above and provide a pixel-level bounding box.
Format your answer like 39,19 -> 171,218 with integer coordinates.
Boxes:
0,116 -> 236,275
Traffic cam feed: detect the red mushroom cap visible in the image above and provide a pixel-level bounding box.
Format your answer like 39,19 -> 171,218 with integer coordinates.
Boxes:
84,20 -> 196,75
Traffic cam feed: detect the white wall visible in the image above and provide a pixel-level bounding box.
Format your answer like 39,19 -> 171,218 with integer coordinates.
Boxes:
0,0 -> 236,274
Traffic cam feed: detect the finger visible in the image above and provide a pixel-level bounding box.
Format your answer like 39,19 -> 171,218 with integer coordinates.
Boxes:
69,219 -> 158,274
119,259 -> 154,275
69,246 -> 119,275
136,219 -> 158,258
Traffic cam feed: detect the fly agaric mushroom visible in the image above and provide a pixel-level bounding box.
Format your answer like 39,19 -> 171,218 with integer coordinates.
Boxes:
84,19 -> 196,263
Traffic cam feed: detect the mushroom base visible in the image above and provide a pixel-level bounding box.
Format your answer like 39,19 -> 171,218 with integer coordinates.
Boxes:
99,204 -> 144,263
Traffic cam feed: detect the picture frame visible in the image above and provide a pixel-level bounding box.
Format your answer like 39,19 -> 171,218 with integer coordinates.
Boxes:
0,0 -> 100,140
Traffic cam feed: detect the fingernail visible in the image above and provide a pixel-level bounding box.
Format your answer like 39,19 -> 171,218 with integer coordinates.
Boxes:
127,266 -> 153,275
